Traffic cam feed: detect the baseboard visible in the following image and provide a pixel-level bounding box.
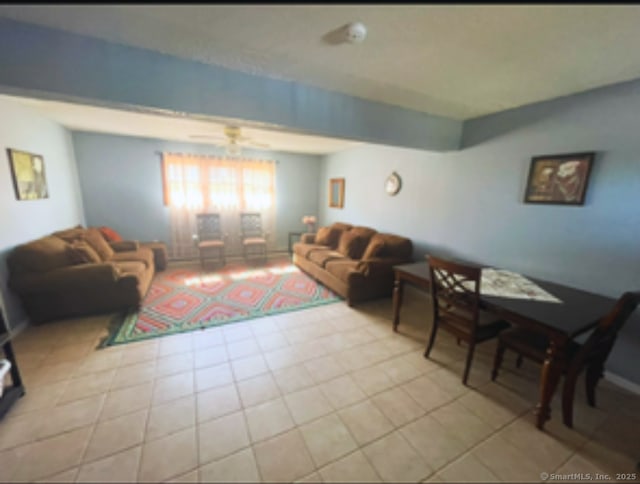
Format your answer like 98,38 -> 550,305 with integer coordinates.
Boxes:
604,370 -> 640,395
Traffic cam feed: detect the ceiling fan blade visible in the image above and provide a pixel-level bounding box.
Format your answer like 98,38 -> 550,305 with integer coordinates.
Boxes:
189,134 -> 227,141
245,140 -> 271,149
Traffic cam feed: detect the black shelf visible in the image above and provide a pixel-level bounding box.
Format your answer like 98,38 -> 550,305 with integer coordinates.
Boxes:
0,311 -> 25,420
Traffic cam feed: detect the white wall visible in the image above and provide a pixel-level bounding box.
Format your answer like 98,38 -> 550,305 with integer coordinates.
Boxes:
0,97 -> 85,329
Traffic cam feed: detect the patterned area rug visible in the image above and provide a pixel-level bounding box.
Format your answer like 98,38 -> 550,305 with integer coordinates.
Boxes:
105,260 -> 341,346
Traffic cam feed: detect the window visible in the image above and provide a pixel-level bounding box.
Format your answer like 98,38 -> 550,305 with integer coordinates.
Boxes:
162,153 -> 275,211
162,153 -> 276,260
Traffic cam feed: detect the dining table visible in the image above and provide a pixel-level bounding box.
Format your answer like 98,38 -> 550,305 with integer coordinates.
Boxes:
391,261 -> 618,429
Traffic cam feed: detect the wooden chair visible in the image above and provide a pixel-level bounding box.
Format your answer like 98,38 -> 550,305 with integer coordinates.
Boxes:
491,291 -> 640,427
194,213 -> 226,269
240,212 -> 268,264
425,255 -> 511,385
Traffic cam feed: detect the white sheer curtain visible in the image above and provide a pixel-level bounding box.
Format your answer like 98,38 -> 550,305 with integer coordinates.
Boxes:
162,153 -> 276,260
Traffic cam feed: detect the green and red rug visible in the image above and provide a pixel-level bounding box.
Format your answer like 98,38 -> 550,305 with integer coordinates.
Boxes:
105,260 -> 341,346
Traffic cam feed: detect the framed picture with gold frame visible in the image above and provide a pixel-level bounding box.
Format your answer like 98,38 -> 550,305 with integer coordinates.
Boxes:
7,148 -> 49,201
523,152 -> 594,205
329,178 -> 345,208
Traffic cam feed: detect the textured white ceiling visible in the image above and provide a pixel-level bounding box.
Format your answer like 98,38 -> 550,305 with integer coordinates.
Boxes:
2,5 -> 640,120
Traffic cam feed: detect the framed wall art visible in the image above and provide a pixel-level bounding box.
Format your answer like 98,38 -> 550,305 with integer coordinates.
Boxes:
329,178 -> 345,208
523,152 -> 595,205
7,149 -> 49,201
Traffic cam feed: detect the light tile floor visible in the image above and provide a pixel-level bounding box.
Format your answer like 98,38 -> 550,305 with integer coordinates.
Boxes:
1,287 -> 639,483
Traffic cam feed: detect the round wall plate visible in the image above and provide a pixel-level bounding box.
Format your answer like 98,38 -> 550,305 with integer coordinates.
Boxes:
385,172 -> 402,196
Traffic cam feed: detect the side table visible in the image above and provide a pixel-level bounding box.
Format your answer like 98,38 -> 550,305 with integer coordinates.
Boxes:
288,231 -> 304,255
0,312 -> 25,420
141,241 -> 168,271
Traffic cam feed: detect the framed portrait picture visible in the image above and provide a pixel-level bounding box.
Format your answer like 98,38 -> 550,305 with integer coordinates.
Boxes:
329,178 -> 345,208
7,149 -> 49,201
523,152 -> 595,205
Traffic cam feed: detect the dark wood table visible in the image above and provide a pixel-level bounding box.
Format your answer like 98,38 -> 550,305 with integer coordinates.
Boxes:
392,261 -> 617,430
392,262 -> 431,331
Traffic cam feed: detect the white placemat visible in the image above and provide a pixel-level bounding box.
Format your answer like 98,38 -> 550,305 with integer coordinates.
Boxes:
478,268 -> 562,303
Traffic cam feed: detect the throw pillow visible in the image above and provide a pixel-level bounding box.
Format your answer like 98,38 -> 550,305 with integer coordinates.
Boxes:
67,240 -> 101,264
315,226 -> 337,247
337,231 -> 367,259
361,239 -> 385,260
84,227 -> 115,261
98,226 -> 123,242
53,225 -> 86,242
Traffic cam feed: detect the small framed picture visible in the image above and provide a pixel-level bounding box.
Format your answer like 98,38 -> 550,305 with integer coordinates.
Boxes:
329,178 -> 345,208
7,148 -> 49,201
523,152 -> 595,205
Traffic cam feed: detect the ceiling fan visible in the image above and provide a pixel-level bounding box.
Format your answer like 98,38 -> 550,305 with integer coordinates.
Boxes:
189,125 -> 270,155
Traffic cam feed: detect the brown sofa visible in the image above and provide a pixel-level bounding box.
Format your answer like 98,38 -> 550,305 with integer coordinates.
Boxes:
292,222 -> 413,305
7,226 -> 155,323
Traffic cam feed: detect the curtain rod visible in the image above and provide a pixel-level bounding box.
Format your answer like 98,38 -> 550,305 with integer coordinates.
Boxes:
154,151 -> 279,163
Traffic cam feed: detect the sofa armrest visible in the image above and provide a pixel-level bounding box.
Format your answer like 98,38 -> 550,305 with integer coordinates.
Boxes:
10,263 -> 119,294
110,240 -> 140,252
301,233 -> 316,244
356,258 -> 409,278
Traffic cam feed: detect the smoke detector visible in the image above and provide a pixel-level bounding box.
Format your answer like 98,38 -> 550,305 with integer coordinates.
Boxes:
344,22 -> 367,43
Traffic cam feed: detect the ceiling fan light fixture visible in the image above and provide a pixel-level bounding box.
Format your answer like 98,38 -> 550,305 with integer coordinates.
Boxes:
225,142 -> 242,157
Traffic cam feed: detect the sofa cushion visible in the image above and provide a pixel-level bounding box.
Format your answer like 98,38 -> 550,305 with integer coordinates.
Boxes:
337,231 -> 368,260
67,240 -> 101,264
84,228 -> 115,261
114,260 -> 147,276
52,225 -> 85,242
374,233 -> 413,259
331,222 -> 353,232
350,226 -> 377,242
307,249 -> 346,268
293,243 -> 326,259
315,226 -> 340,247
8,236 -> 73,273
325,259 -> 362,281
98,226 -> 123,242
362,239 -> 385,260
111,247 -> 154,268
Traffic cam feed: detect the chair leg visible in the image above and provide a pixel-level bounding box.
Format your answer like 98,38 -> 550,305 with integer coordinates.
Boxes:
462,341 -> 476,386
562,367 -> 581,428
491,339 -> 506,381
516,354 -> 524,368
585,361 -> 603,407
424,321 -> 438,359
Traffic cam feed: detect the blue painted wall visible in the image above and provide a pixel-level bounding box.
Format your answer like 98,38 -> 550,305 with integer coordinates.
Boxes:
0,18 -> 462,152
320,79 -> 640,384
71,132 -> 321,252
0,97 -> 85,330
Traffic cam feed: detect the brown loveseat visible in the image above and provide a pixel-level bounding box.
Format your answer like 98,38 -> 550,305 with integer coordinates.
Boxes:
292,222 -> 413,305
7,226 -> 155,323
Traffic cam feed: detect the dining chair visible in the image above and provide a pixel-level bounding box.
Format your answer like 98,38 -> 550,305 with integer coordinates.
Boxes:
491,291 -> 640,427
194,213 -> 226,269
425,255 -> 511,385
240,212 -> 268,264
